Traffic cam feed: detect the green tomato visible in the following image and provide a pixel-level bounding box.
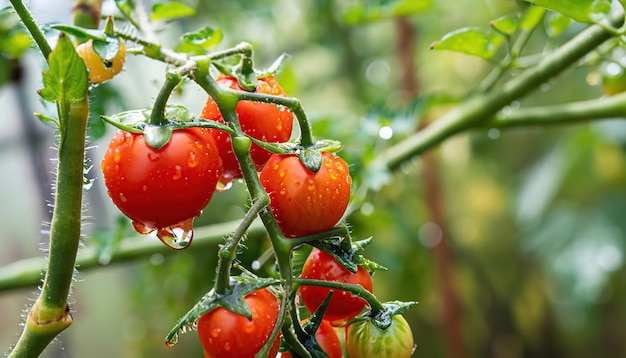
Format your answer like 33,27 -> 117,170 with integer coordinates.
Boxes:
346,315 -> 415,358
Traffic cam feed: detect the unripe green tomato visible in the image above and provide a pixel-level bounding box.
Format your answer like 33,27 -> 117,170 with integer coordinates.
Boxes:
346,315 -> 415,358
601,64 -> 626,96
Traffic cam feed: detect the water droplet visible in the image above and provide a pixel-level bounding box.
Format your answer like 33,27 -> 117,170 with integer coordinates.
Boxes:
172,165 -> 183,180
279,170 -> 286,178
83,177 -> 94,190
132,221 -> 156,235
279,189 -> 286,195
165,333 -> 178,347
378,125 -> 393,140
251,260 -> 261,270
147,152 -> 159,162
156,218 -> 194,250
119,193 -> 127,203
124,132 -> 133,145
211,328 -> 221,338
187,152 -> 198,168
216,179 -> 233,192
142,185 -> 148,192
224,342 -> 231,352
113,148 -> 121,163
276,122 -> 283,131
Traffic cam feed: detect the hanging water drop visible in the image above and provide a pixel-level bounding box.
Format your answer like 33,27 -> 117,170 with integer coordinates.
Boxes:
216,179 -> 233,192
165,333 -> 179,347
156,218 -> 194,250
132,220 -> 156,235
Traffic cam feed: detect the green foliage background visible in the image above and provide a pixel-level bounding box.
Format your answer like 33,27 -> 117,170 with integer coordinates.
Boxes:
1,0 -> 625,357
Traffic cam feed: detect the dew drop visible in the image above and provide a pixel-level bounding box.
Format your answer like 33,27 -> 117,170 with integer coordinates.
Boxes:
251,260 -> 261,270
147,152 -> 159,162
165,333 -> 178,347
187,152 -> 198,168
142,185 -> 148,192
119,193 -> 128,203
132,221 -> 156,235
216,179 -> 233,192
279,170 -> 286,178
224,342 -> 231,352
172,165 -> 183,180
156,218 -> 194,250
113,148 -> 121,163
276,122 -> 283,131
211,328 -> 221,338
124,132 -> 133,145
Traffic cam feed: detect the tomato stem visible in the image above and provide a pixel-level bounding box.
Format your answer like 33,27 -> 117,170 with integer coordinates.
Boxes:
295,278 -> 385,315
9,0 -> 52,60
149,71 -> 182,126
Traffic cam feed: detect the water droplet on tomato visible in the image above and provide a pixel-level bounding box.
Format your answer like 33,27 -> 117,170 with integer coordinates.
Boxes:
132,221 -> 156,235
172,165 -> 183,180
147,152 -> 159,162
119,193 -> 127,203
224,342 -> 231,352
142,185 -> 148,192
187,152 -> 198,168
279,170 -> 286,178
156,218 -> 194,250
276,122 -> 283,131
216,179 -> 233,192
211,328 -> 221,338
113,148 -> 121,163
124,132 -> 133,145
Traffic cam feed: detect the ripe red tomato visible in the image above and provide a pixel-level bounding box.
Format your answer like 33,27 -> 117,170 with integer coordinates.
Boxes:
346,315 -> 415,358
200,75 -> 294,187
197,288 -> 280,358
281,319 -> 342,358
259,152 -> 351,238
299,249 -> 372,326
101,128 -> 221,231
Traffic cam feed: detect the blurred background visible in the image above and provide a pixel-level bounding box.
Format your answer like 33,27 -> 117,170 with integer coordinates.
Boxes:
1,0 -> 626,357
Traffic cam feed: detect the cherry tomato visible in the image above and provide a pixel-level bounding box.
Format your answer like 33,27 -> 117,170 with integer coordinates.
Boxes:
76,39 -> 126,83
281,320 -> 342,358
201,75 -> 294,187
197,288 -> 280,358
299,249 -> 372,326
260,152 -> 351,238
101,128 -> 221,230
346,315 -> 415,358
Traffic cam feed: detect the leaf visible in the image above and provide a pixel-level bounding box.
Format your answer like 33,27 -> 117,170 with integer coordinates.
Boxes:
50,24 -> 107,41
39,33 -> 88,103
520,5 -> 546,30
143,124 -> 172,150
525,0 -> 611,23
344,0 -> 433,25
176,26 -> 223,54
430,27 -> 504,60
151,2 -> 196,21
547,12 -> 572,37
490,14 -> 520,36
92,38 -> 123,61
298,147 -> 323,173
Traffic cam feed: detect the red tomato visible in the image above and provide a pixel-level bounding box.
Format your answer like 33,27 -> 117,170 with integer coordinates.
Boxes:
197,288 -> 281,358
259,152 -> 351,238
281,319 -> 342,358
101,128 -> 221,230
201,75 -> 294,187
299,249 -> 372,325
346,315 -> 415,358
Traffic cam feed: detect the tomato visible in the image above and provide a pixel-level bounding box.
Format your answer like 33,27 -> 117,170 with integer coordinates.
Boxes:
197,288 -> 281,358
76,39 -> 126,83
101,128 -> 221,232
260,152 -> 351,238
299,249 -> 372,325
602,67 -> 626,96
200,75 -> 294,187
281,320 -> 342,358
346,315 -> 415,358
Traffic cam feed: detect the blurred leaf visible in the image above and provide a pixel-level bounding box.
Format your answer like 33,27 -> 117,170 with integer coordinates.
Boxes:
176,26 -> 223,54
490,14 -> 520,36
520,5 -> 546,30
547,12 -> 572,37
151,2 -> 196,21
50,24 -> 107,41
39,34 -> 88,103
430,27 -> 504,60
525,0 -> 611,23
92,38 -> 123,61
344,0 -> 432,25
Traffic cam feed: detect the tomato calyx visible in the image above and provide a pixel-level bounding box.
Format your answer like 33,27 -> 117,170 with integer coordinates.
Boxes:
348,301 -> 417,331
165,276 -> 279,347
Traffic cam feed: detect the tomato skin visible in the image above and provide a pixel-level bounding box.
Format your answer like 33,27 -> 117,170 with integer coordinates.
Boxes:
76,39 -> 126,83
281,320 -> 342,358
346,315 -> 415,358
101,128 -> 221,229
201,75 -> 294,185
197,288 -> 280,358
299,249 -> 372,325
260,152 -> 351,238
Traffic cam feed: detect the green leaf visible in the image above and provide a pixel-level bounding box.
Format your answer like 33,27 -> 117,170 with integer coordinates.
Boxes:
34,112 -> 60,129
176,26 -> 222,54
520,5 -> 546,30
344,0 -> 433,25
430,27 -> 504,60
547,12 -> 572,37
39,33 -> 88,103
151,2 -> 196,21
298,148 -> 323,173
143,124 -> 172,150
525,0 -> 611,23
92,38 -> 122,61
50,24 -> 107,41
490,14 -> 520,36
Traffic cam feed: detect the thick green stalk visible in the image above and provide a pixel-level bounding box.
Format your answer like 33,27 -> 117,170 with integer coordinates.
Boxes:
375,9 -> 624,172
9,0 -> 52,59
9,96 -> 89,357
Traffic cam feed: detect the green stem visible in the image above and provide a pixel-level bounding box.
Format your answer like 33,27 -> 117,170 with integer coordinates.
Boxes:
149,71 -> 183,126
9,0 -> 52,59
214,197 -> 269,295
10,96 -> 89,358
489,92 -> 626,128
375,8 -> 624,172
294,277 -> 385,315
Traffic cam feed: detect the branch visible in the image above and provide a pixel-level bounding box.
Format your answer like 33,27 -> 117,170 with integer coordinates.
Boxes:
373,8 -> 625,172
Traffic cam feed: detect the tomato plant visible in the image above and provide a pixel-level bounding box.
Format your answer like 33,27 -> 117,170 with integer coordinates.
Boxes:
299,249 -> 373,325
197,288 -> 280,358
281,319 -> 342,358
201,75 -> 294,187
101,127 -> 221,248
260,152 -> 351,238
346,315 -> 415,358
75,39 -> 126,83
